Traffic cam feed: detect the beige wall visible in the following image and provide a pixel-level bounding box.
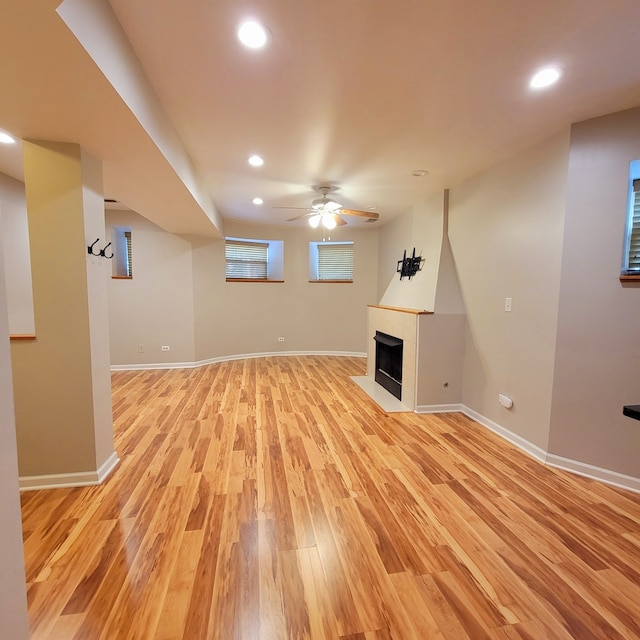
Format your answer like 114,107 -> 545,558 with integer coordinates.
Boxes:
108,215 -> 379,364
377,191 -> 444,310
193,221 -> 379,358
0,173 -> 34,335
416,313 -> 466,407
0,225 -> 32,639
449,130 -> 570,449
107,210 -> 196,365
549,108 -> 640,476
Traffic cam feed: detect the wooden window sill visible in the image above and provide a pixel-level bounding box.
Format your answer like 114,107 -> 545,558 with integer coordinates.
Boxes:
225,278 -> 284,283
308,279 -> 353,283
112,275 -> 132,280
10,334 -> 36,341
620,275 -> 640,282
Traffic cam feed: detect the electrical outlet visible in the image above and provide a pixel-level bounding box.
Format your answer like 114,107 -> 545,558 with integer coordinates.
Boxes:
161,345 -> 170,351
138,344 -> 144,353
499,393 -> 513,408
278,337 -> 285,342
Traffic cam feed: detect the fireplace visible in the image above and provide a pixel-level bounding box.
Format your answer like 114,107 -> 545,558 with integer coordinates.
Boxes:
374,331 -> 403,400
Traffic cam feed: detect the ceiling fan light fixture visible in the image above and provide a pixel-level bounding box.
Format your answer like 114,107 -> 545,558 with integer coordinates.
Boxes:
323,214 -> 337,230
309,214 -> 321,228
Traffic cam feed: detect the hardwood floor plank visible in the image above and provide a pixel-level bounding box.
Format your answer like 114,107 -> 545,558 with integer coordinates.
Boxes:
181,492 -> 227,639
20,356 -> 640,639
44,613 -> 87,640
234,520 -> 260,640
257,519 -> 287,639
497,546 -> 630,640
60,519 -> 131,616
279,549 -> 313,640
297,546 -> 342,640
153,529 -> 205,640
26,519 -> 119,639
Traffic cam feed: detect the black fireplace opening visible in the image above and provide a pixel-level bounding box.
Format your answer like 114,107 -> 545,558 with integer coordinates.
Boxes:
374,331 -> 403,400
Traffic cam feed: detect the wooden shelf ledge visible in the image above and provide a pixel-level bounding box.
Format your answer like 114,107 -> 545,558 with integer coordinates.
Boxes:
368,304 -> 433,315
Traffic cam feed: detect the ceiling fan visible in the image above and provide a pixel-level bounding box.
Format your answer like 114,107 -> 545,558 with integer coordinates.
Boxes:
276,185 -> 379,229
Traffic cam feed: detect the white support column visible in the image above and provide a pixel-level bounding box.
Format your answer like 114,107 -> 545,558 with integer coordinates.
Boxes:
12,140 -> 118,488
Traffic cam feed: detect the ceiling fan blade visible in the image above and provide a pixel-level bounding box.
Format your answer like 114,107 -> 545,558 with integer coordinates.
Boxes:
286,212 -> 313,221
335,215 -> 348,226
340,208 -> 379,219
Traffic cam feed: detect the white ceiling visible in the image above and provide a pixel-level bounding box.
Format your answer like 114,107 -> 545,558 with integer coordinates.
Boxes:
2,0 -> 640,236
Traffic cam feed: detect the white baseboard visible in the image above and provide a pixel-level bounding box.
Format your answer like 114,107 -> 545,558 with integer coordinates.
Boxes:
415,403 -> 463,414
461,406 -> 548,463
111,351 -> 367,371
19,451 -> 120,492
461,405 -> 640,494
545,453 -> 640,494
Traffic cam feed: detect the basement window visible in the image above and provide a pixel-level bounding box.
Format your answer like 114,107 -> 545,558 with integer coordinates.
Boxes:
309,241 -> 353,282
111,227 -> 133,279
621,161 -> 640,280
225,237 -> 284,282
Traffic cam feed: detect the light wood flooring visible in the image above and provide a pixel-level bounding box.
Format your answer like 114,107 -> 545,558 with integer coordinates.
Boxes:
21,355 -> 640,639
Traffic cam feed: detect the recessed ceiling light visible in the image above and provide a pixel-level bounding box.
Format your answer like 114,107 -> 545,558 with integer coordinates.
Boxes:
248,155 -> 264,167
529,67 -> 561,89
0,131 -> 17,144
252,197 -> 263,205
237,21 -> 268,49
412,169 -> 429,177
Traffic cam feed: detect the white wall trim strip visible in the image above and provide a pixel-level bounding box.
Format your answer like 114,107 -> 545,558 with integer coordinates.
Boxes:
415,403 -> 463,414
111,351 -> 367,371
461,406 -> 548,463
460,405 -> 640,495
19,452 -> 120,492
545,453 -> 640,494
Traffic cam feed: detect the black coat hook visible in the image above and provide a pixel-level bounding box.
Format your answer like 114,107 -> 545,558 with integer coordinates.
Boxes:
87,238 -> 113,259
100,242 -> 113,259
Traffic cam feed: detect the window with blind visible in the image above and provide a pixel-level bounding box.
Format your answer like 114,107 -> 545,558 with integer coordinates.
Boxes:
111,227 -> 133,279
225,237 -> 284,281
623,178 -> 640,275
309,241 -> 354,282
124,231 -> 133,277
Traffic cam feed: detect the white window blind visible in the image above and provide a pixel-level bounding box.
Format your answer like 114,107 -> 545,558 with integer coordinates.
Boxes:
317,242 -> 353,280
225,240 -> 269,279
124,231 -> 133,277
625,180 -> 640,273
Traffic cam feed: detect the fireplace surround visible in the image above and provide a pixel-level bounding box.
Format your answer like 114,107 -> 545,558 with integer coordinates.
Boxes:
367,305 -> 433,410
374,331 -> 403,399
